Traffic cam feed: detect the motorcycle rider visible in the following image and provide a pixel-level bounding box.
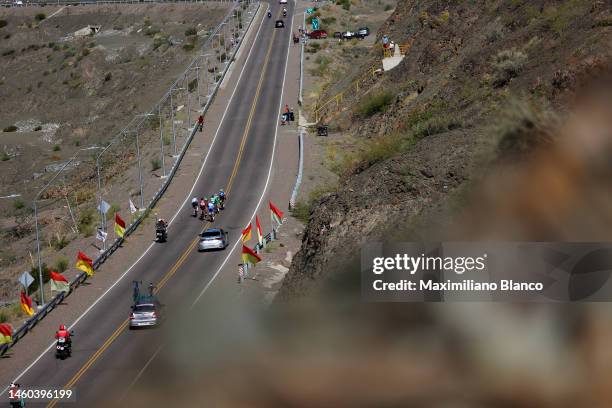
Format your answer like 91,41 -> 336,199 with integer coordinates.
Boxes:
283,7 -> 287,16
55,324 -> 72,350
267,10 -> 271,18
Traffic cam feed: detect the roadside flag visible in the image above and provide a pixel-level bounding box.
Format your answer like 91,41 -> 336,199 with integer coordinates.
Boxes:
242,245 -> 261,266
76,251 -> 94,276
269,201 -> 284,227
114,213 -> 126,238
50,271 -> 70,293
96,227 -> 107,243
20,291 -> 34,316
129,198 -> 138,214
256,215 -> 263,246
241,223 -> 252,243
0,323 -> 12,345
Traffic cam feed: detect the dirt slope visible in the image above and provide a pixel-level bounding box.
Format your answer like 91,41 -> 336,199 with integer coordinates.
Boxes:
280,0 -> 612,298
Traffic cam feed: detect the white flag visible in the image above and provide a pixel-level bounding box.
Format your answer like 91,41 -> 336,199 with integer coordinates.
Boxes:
96,228 -> 107,242
129,198 -> 138,214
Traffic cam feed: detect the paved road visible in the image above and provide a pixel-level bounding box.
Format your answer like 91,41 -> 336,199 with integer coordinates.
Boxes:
12,2 -> 293,406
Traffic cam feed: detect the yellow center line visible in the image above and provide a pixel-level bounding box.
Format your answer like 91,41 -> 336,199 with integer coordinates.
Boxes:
46,9 -> 282,408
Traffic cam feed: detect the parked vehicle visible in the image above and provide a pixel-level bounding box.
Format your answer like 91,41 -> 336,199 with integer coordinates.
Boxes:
280,0 -> 287,3
275,20 -> 285,28
308,30 -> 328,39
357,27 -> 370,38
333,31 -> 342,39
198,228 -> 229,251
342,31 -> 355,40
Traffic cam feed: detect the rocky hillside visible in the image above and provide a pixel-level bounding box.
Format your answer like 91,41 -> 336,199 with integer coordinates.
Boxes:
280,0 -> 612,299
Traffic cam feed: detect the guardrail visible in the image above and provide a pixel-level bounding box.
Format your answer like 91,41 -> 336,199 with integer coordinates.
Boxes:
0,0 -> 260,356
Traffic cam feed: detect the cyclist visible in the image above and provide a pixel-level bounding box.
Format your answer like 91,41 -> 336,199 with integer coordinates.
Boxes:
191,197 -> 199,216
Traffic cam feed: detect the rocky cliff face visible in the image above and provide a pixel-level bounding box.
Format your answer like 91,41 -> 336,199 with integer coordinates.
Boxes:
279,0 -> 611,299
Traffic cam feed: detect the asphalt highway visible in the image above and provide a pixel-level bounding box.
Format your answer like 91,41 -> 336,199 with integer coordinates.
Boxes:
10,1 -> 293,406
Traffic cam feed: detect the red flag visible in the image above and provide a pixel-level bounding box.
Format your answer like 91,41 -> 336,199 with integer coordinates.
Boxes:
50,271 -> 70,293
76,251 -> 94,276
20,291 -> 34,316
242,244 -> 262,265
241,224 -> 252,243
256,215 -> 263,245
114,213 -> 126,238
0,323 -> 12,344
269,201 -> 283,226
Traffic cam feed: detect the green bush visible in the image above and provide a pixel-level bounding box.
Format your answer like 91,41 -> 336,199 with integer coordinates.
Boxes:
78,208 -> 98,237
182,42 -> 195,51
184,27 -> 197,36
51,233 -> 70,250
492,48 -> 527,87
384,4 -> 393,11
29,263 -> 51,293
321,17 -> 336,25
354,91 -> 394,118
0,19 -> 7,28
3,125 -> 17,132
13,199 -> 25,210
188,78 -> 198,92
53,144 -> 61,151
495,100 -> 556,156
290,201 -> 311,223
2,49 -> 15,57
1,152 -> 9,161
55,257 -> 69,273
35,13 -> 46,22
151,158 -> 161,171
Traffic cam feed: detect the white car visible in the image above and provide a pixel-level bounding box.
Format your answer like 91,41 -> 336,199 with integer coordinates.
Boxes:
280,0 -> 287,4
198,228 -> 229,251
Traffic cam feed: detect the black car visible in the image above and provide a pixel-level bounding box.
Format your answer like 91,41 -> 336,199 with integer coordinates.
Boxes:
333,31 -> 342,39
275,20 -> 284,28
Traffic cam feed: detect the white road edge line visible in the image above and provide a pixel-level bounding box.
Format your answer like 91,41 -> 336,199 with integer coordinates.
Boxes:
120,2 -> 295,395
1,5 -> 268,396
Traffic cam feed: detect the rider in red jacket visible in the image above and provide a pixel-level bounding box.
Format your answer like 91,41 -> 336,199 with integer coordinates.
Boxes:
55,324 -> 71,347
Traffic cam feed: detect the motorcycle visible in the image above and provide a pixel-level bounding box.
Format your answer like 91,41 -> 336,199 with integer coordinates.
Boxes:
55,336 -> 72,360
208,210 -> 215,223
199,205 -> 206,220
156,224 -> 167,242
219,198 -> 225,210
192,204 -> 198,217
283,10 -> 287,17
267,11 -> 272,18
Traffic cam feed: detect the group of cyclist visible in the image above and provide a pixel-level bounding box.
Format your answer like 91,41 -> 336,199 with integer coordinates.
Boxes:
191,189 -> 226,221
